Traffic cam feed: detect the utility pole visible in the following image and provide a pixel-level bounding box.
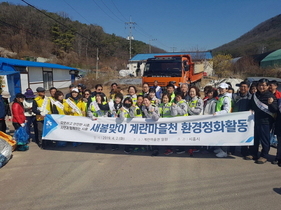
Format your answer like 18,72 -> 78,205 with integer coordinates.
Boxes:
149,39 -> 157,53
125,17 -> 136,59
96,48 -> 99,79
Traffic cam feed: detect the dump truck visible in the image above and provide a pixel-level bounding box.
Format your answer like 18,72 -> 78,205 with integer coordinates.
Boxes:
142,54 -> 203,87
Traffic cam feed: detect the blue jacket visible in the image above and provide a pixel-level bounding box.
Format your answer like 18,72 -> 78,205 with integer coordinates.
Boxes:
0,95 -> 6,119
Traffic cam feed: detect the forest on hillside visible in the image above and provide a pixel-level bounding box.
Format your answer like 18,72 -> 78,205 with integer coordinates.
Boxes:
213,14 -> 281,57
0,2 -> 165,70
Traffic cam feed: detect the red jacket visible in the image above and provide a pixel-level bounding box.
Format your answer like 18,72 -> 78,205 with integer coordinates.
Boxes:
12,102 -> 26,124
274,90 -> 281,99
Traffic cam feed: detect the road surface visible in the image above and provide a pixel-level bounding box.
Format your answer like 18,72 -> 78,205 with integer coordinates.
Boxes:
0,142 -> 280,210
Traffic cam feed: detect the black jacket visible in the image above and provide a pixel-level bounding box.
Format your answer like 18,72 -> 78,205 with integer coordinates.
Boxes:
250,90 -> 278,125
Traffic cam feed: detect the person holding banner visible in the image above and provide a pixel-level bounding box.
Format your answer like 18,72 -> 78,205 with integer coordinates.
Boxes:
142,96 -> 160,156
32,87 -> 51,149
249,78 -> 278,164
158,93 -> 175,155
49,91 -> 68,147
88,93 -> 110,150
213,83 -> 232,158
120,97 -> 143,154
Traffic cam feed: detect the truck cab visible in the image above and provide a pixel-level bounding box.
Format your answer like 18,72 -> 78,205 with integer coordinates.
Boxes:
142,54 -> 202,87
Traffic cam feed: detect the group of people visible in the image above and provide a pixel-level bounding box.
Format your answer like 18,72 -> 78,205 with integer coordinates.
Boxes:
0,79 -> 280,166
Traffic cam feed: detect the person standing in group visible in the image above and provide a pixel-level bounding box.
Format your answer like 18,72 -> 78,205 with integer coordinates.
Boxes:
123,86 -> 138,105
157,93 -> 175,155
187,86 -> 203,116
109,83 -> 118,100
142,96 -> 160,156
77,84 -> 86,95
148,88 -> 161,106
108,93 -> 123,151
87,92 -> 109,150
203,86 -> 218,115
119,97 -> 143,154
180,83 -> 191,102
166,84 -> 176,102
248,78 -> 277,164
230,81 -> 252,156
82,89 -> 92,113
150,80 -> 162,99
65,88 -> 86,147
249,83 -> 257,95
12,93 -> 28,150
32,87 -> 51,149
50,90 -> 68,147
23,89 -> 37,142
269,80 -> 281,99
65,84 -> 75,99
140,83 -> 150,97
90,84 -> 107,101
136,95 -> 144,114
213,83 -> 232,158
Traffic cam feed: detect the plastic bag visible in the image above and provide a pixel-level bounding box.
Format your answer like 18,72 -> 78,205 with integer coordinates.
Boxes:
14,126 -> 29,146
0,138 -> 12,168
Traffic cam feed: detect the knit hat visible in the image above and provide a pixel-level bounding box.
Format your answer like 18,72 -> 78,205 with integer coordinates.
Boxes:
24,89 -> 36,98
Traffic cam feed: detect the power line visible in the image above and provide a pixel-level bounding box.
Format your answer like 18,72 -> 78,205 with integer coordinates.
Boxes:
110,0 -> 127,22
20,0 -> 94,44
100,0 -> 126,23
62,0 -> 90,24
91,0 -> 123,24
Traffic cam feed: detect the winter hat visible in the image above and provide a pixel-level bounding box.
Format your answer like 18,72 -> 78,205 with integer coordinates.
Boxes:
1,91 -> 11,98
24,89 -> 36,98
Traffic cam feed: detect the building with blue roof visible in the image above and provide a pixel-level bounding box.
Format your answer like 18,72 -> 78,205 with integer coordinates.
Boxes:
0,57 -> 80,100
127,52 -> 213,77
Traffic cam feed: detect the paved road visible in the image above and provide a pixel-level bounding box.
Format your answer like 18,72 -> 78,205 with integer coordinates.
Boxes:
1,142 -> 280,210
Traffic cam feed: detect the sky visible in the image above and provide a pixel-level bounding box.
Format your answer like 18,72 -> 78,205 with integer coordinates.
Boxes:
2,0 -> 281,52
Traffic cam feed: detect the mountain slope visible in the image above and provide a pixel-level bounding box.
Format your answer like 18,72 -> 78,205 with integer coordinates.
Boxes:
213,14 -> 281,57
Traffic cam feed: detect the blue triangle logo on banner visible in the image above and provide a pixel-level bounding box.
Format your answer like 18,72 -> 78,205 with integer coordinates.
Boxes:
43,115 -> 58,137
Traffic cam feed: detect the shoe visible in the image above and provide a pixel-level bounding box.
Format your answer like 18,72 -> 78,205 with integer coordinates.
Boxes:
141,147 -> 146,152
111,146 -> 119,151
243,155 -> 258,160
255,157 -> 267,164
133,147 -> 140,152
192,149 -> 200,153
214,148 -> 223,154
272,159 -> 278,165
124,148 -> 132,154
176,149 -> 185,154
164,149 -> 173,155
151,150 -> 159,156
216,151 -> 228,158
278,160 -> 281,167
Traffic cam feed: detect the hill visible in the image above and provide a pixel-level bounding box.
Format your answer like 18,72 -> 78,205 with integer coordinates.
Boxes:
0,2 -> 165,70
213,14 -> 281,57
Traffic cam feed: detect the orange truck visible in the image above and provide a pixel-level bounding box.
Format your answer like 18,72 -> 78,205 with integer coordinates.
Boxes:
142,54 -> 203,87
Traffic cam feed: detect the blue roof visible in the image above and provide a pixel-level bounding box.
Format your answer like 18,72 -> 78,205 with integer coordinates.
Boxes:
130,52 -> 213,61
0,57 -> 78,70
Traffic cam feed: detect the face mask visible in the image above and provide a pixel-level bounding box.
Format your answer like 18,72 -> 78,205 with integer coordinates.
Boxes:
124,103 -> 131,108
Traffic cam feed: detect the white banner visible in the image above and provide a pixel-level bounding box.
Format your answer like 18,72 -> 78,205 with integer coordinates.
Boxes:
42,111 -> 254,146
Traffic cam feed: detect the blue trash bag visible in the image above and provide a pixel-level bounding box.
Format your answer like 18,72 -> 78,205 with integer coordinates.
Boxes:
14,126 -> 29,146
0,138 -> 12,168
270,133 -> 278,148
